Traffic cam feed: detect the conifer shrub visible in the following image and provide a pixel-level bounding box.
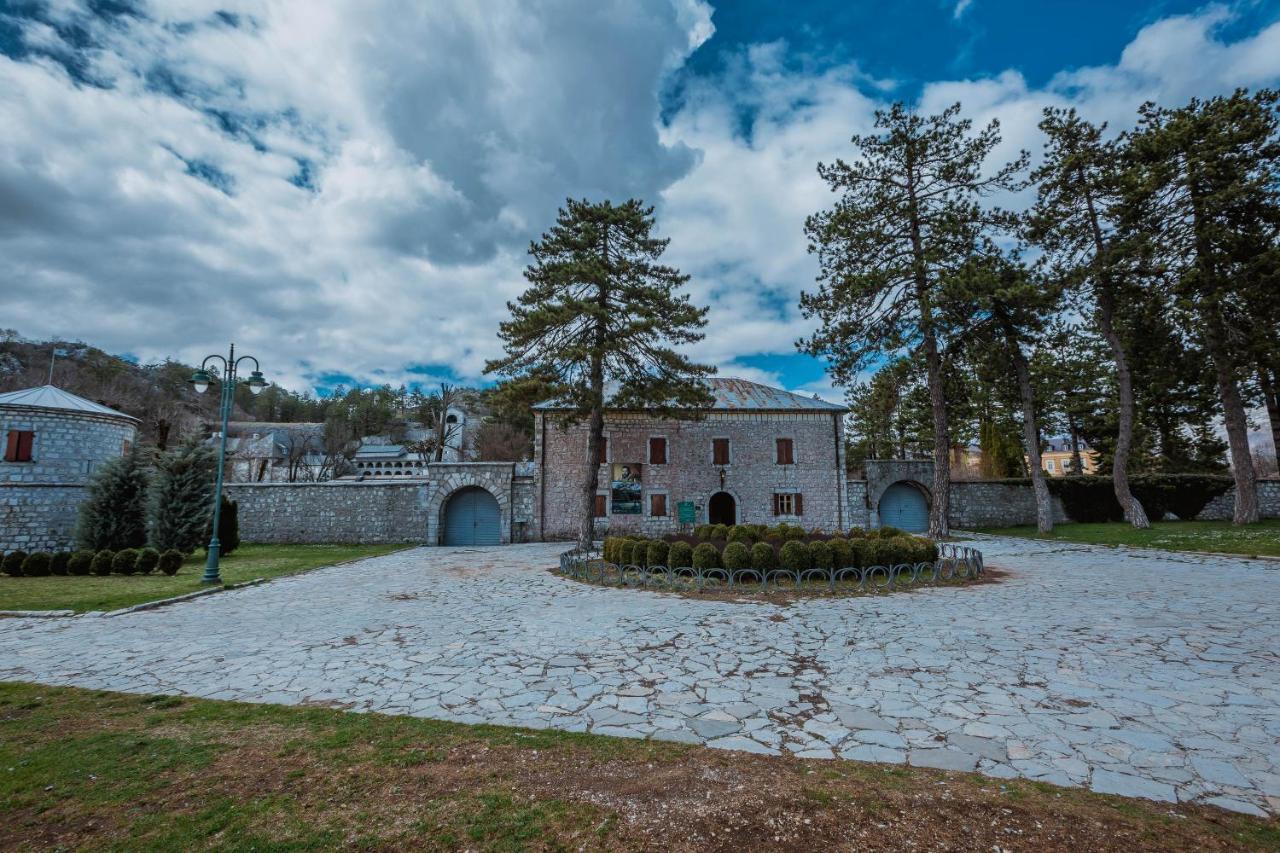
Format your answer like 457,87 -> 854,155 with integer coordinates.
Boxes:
809,540 -> 834,570
779,540 -> 809,571
147,439 -> 217,554
91,550 -> 115,576
50,552 -> 71,576
159,550 -> 184,576
136,547 -> 161,575
205,495 -> 240,557
692,542 -> 720,569
722,541 -> 751,571
646,539 -> 670,568
76,446 -> 150,552
668,541 -> 693,569
827,536 -> 852,568
68,551 -> 94,576
1,550 -> 26,577
20,552 -> 51,577
113,548 -> 140,575
750,542 -> 776,571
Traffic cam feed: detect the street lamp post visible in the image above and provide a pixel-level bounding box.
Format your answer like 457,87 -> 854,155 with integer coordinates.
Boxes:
190,343 -> 267,584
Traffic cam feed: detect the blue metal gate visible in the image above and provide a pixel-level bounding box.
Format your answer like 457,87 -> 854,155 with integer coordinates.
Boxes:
442,487 -> 501,545
878,482 -> 929,532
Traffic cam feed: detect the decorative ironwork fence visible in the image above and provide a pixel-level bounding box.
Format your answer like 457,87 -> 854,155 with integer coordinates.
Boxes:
557,542 -> 984,593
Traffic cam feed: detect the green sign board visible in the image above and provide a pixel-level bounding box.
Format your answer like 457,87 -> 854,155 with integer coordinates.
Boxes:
677,501 -> 696,524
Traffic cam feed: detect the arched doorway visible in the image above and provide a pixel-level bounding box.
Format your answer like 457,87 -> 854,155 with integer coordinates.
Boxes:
442,487 -> 501,545
708,491 -> 736,526
878,482 -> 929,533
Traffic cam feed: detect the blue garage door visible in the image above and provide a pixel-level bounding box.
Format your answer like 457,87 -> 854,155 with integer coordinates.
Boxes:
879,482 -> 929,533
443,487 -> 501,545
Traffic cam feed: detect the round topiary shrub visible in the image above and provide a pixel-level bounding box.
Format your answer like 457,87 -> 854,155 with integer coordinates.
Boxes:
2,550 -> 27,577
763,526 -> 783,543
646,540 -> 670,568
783,526 -> 807,542
877,525 -> 905,539
668,541 -> 693,569
692,542 -> 720,570
113,548 -> 140,575
779,540 -> 809,571
727,525 -> 754,545
750,542 -> 775,571
809,540 -> 834,570
159,549 -> 184,576
50,552 -> 71,576
693,524 -> 713,541
68,551 -> 95,576
708,523 -> 729,542
602,536 -> 620,563
91,549 -> 116,576
722,541 -> 750,571
827,537 -> 851,568
136,547 -> 161,575
846,526 -> 868,538
20,552 -> 52,577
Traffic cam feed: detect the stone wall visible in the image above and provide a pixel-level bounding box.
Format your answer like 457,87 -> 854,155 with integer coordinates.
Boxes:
226,481 -> 429,544
1,409 -> 136,484
535,410 -> 849,541
0,484 -> 87,551
846,480 -> 870,528
949,481 -> 1071,528
1195,479 -> 1280,521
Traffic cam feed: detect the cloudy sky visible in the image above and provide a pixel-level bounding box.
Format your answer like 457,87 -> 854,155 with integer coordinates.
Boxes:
2,1 -> 1279,399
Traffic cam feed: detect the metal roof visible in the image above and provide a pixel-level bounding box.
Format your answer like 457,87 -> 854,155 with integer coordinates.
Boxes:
0,384 -> 139,422
533,377 -> 845,412
353,444 -> 409,458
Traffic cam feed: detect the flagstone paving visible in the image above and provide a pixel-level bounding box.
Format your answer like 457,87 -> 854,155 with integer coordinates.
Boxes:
1,537 -> 1277,816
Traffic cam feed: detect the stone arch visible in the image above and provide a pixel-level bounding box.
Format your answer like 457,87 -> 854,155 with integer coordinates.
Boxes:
426,473 -> 512,545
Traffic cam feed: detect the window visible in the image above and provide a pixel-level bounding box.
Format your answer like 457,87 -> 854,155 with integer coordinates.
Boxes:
649,436 -> 667,465
4,430 -> 34,463
775,437 -> 794,465
712,438 -> 730,465
650,493 -> 667,517
772,492 -> 803,516
596,437 -> 608,465
121,439 -> 133,456
1045,459 -> 1055,473
593,493 -> 608,517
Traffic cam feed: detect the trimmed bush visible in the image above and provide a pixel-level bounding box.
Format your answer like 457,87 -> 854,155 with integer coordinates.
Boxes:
727,525 -> 754,545
136,547 -> 161,575
809,540 -> 834,570
693,524 -> 713,541
846,527 -> 868,538
205,494 -> 240,557
2,550 -> 26,577
113,548 -> 140,575
91,550 -> 115,576
20,552 -> 52,577
783,526 -> 807,542
646,539 -> 670,568
877,525 -> 905,538
68,551 -> 94,576
722,541 -> 751,570
750,542 -> 776,571
827,537 -> 851,569
159,549 -> 184,576
50,552 -> 71,576
692,542 -> 720,570
779,540 -> 809,571
708,523 -> 729,542
668,541 -> 693,569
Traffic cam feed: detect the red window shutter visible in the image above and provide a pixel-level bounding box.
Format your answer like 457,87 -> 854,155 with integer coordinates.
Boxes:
649,437 -> 666,464
713,438 -> 729,465
594,494 -> 607,517
17,431 -> 33,461
596,437 -> 608,465
795,493 -> 804,515
776,438 -> 794,465
772,493 -> 780,516
3,430 -> 17,462
651,493 -> 666,517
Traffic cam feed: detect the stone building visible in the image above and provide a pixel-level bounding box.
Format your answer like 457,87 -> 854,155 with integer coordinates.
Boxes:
0,384 -> 139,551
533,378 -> 849,539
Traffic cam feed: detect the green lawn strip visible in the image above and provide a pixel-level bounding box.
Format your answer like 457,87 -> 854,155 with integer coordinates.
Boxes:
0,543 -> 413,614
0,683 -> 1274,851
972,520 -> 1280,557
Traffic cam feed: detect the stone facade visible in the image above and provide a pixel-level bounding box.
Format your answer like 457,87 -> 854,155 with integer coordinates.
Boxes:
0,484 -> 88,552
534,409 -> 849,540
947,481 -> 1070,528
1196,479 -> 1280,521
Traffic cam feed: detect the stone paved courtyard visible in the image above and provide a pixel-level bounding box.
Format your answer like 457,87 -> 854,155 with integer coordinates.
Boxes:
1,537 -> 1277,816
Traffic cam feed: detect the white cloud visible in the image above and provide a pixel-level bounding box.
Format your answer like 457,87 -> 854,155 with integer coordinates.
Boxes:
953,0 -> 975,20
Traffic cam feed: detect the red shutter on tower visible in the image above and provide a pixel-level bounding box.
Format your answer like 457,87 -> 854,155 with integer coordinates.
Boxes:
596,437 -> 608,465
651,493 -> 667,517
713,438 -> 729,465
3,430 -> 18,462
594,494 -> 607,517
776,438 -> 793,465
772,493 -> 780,516
795,493 -> 804,515
649,436 -> 666,464
17,431 -> 33,461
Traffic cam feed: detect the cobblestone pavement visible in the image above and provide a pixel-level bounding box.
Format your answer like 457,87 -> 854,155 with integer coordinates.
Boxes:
1,537 -> 1277,816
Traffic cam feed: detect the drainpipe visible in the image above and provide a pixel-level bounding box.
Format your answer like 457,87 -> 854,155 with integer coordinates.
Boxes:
538,412 -> 547,541
833,411 -> 844,529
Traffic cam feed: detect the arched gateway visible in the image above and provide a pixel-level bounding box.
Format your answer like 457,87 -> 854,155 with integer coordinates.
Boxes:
708,491 -> 736,526
441,486 -> 502,545
878,481 -> 930,532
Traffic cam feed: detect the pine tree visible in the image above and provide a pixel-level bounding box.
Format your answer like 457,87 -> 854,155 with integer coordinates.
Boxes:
148,438 -> 218,553
75,445 -> 150,551
485,198 -> 715,548
1123,90 -> 1280,523
800,102 -> 1027,538
1029,107 -> 1151,527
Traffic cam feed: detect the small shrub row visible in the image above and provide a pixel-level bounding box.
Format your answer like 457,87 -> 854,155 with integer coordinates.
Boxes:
685,523 -> 906,546
603,533 -> 938,571
0,547 -> 185,579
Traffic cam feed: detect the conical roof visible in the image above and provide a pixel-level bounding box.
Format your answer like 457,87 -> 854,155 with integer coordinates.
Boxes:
0,385 -> 139,422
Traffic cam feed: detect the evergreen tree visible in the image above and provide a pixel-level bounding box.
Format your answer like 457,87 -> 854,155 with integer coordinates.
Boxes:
1034,318 -> 1108,476
75,445 -> 150,551
1123,90 -> 1280,522
800,102 -> 1026,537
1029,107 -> 1151,527
148,438 -> 218,553
485,198 -> 715,548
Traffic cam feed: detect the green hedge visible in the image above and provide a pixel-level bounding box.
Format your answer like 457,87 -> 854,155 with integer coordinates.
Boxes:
692,542 -> 720,569
722,541 -> 751,570
668,541 -> 693,570
750,542 -> 775,570
20,552 -> 51,577
1048,474 -> 1234,522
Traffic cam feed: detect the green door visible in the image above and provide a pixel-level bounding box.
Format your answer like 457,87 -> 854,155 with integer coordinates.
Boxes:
878,482 -> 929,532
442,487 -> 501,545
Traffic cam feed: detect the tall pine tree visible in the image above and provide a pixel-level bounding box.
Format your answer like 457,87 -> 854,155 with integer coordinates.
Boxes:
800,102 -> 1026,538
147,438 -> 218,553
485,199 -> 714,548
75,445 -> 150,551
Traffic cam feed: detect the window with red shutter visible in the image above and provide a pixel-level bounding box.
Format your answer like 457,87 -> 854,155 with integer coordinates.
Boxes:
596,437 -> 608,465
795,493 -> 804,515
3,430 -> 18,462
776,438 -> 794,465
5,430 -> 34,462
649,436 -> 666,464
773,493 -> 796,515
594,494 -> 608,517
712,438 -> 730,465
650,493 -> 667,517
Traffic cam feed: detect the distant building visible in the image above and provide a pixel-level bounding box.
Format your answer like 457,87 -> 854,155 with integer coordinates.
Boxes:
1038,438 -> 1098,477
217,422 -> 330,482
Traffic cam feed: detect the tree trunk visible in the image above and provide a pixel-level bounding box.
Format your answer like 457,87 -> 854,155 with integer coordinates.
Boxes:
1004,328 -> 1053,532
1067,412 -> 1083,476
1260,364 -> 1280,469
1204,319 -> 1259,523
578,225 -> 611,550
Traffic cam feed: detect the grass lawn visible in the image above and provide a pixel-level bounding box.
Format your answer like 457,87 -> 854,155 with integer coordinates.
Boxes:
0,684 -> 1273,851
0,544 -> 411,614
973,519 -> 1280,557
